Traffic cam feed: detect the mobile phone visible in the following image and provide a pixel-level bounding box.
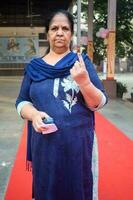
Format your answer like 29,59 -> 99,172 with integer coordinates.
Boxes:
41,117 -> 58,134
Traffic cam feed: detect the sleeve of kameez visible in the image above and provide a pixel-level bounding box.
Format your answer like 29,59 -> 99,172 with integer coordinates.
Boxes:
15,72 -> 33,113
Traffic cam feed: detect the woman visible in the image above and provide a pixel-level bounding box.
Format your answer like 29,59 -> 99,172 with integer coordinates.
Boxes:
16,9 -> 108,200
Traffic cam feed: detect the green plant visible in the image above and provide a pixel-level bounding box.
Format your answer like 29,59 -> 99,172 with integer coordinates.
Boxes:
116,82 -> 127,98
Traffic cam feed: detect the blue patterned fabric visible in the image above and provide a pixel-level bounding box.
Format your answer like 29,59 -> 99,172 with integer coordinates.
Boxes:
16,52 -> 107,200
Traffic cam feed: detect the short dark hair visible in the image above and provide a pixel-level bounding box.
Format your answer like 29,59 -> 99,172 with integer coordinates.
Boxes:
45,9 -> 74,34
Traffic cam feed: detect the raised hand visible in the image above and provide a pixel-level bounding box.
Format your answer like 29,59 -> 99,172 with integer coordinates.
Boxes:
70,53 -> 91,86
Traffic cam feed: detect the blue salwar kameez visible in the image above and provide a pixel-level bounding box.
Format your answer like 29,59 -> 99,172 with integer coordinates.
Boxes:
16,52 -> 107,200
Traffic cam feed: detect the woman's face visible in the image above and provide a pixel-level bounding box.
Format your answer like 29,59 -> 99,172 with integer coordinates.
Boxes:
47,13 -> 72,52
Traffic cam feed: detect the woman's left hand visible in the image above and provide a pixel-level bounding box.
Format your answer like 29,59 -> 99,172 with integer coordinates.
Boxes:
70,54 -> 91,86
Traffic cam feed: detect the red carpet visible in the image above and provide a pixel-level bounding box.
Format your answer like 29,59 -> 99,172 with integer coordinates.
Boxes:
5,113 -> 133,200
5,123 -> 32,200
95,112 -> 133,200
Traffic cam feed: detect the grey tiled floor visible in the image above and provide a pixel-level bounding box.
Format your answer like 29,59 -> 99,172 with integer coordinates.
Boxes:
0,74 -> 133,199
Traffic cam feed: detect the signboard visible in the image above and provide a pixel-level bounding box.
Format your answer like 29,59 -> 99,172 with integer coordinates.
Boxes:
0,37 -> 39,63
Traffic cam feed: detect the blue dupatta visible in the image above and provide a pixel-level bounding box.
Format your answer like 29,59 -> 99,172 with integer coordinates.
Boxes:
25,51 -> 79,82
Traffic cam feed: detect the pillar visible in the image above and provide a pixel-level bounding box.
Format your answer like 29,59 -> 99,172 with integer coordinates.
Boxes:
103,0 -> 117,98
107,0 -> 117,79
77,0 -> 81,52
87,0 -> 94,62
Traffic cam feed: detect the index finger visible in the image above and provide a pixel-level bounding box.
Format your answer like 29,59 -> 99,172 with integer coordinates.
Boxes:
78,53 -> 85,67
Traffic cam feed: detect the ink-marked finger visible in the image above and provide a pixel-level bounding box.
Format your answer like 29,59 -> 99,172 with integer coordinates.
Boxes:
77,53 -> 86,69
